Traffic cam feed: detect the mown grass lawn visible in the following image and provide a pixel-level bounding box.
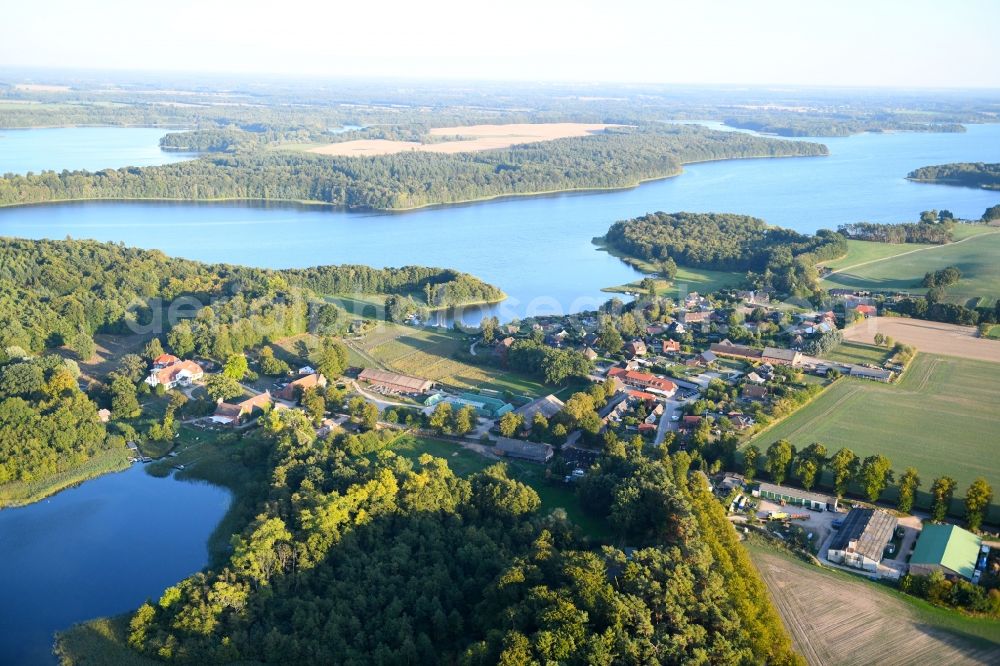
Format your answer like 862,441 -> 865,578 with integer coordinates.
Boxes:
820,341 -> 891,366
752,353 -> 1000,518
354,322 -> 553,398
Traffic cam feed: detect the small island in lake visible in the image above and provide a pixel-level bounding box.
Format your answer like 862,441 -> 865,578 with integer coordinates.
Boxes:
907,162 -> 1000,190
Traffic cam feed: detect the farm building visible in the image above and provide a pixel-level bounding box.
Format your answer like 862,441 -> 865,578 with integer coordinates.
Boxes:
909,524 -> 982,581
493,437 -> 554,463
850,366 -> 894,382
515,394 -> 566,422
762,346 -> 803,366
425,391 -> 513,418
277,373 -> 327,401
827,508 -> 897,571
710,341 -> 764,362
752,482 -> 838,511
358,368 -> 433,394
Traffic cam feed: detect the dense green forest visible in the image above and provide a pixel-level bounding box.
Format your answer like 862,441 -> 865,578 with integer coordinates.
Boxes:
123,409 -> 800,664
908,162 -> 1000,190
0,353 -> 122,486
723,116 -> 966,137
603,211 -> 846,295
0,125 -> 827,210
0,237 -> 503,354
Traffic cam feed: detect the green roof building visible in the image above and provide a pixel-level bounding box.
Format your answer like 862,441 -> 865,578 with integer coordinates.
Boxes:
909,524 -> 982,581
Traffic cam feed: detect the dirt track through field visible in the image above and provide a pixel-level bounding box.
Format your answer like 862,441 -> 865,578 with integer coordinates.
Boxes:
843,318 -> 1000,363
752,548 -> 1000,665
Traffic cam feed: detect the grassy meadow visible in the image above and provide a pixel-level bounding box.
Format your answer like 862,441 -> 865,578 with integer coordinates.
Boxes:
821,225 -> 1000,307
752,353 -> 1000,516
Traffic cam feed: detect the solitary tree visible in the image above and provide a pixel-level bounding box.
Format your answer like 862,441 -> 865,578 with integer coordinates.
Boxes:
896,467 -> 921,514
930,476 -> 957,522
859,454 -> 893,502
742,444 -> 760,482
498,411 -> 523,438
143,338 -> 165,361
829,448 -> 859,498
223,354 -> 250,381
110,373 -> 141,418
205,374 -> 242,402
452,405 -> 477,436
765,440 -> 795,485
360,402 -> 380,431
964,477 -> 994,531
314,338 -> 348,379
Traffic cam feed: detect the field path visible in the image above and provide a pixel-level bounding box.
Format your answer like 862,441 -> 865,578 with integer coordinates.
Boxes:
826,231 -> 1000,276
751,546 -> 1000,665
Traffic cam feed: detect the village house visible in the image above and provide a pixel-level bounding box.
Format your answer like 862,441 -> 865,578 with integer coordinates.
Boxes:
278,372 -> 328,401
493,336 -> 515,361
97,408 -> 111,423
854,304 -> 877,318
357,368 -> 431,395
144,359 -> 203,390
211,391 -> 273,426
680,415 -> 702,431
607,367 -> 677,397
152,353 -> 180,369
625,340 -> 647,358
727,412 -> 754,430
826,508 -> 897,572
741,385 -> 770,402
581,346 -> 598,361
762,346 -> 803,366
678,310 -> 713,325
661,339 -> 681,354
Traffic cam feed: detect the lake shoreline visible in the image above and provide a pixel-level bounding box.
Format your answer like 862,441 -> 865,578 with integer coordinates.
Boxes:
0,448 -> 131,510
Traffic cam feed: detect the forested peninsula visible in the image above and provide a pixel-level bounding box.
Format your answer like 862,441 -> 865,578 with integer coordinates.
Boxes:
0,237 -> 502,504
602,211 -> 847,296
907,162 -> 1000,190
0,125 -> 827,211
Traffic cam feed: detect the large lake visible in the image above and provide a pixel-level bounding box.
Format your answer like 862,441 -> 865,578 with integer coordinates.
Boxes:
0,127 -> 195,174
1,124 -> 998,323
0,466 -> 230,665
0,123 -> 998,661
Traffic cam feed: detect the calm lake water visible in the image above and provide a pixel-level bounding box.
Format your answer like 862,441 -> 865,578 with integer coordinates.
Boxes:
0,466 -> 230,665
1,124 -> 998,323
0,127 -> 195,174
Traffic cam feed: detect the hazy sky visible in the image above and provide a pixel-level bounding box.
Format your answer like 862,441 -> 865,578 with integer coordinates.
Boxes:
3,0 -> 998,88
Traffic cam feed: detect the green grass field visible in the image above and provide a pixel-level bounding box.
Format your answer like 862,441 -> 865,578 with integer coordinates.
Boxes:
593,238 -> 745,296
820,341 -> 891,366
752,353 -> 1000,515
352,322 -> 559,398
821,226 -> 1000,307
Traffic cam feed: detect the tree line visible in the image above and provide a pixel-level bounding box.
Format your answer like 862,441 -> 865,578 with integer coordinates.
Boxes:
745,439 -> 995,527
837,218 -> 955,244
0,125 -> 827,211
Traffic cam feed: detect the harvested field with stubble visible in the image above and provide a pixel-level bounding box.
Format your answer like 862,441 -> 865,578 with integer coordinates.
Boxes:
306,122 -> 616,156
750,545 -> 1000,666
843,317 -> 1000,363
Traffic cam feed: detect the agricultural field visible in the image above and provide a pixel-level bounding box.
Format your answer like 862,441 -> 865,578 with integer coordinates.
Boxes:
749,543 -> 1000,665
843,318 -> 1000,363
821,226 -> 1000,306
753,353 -> 1000,515
348,322 -> 561,399
819,238 -> 933,272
